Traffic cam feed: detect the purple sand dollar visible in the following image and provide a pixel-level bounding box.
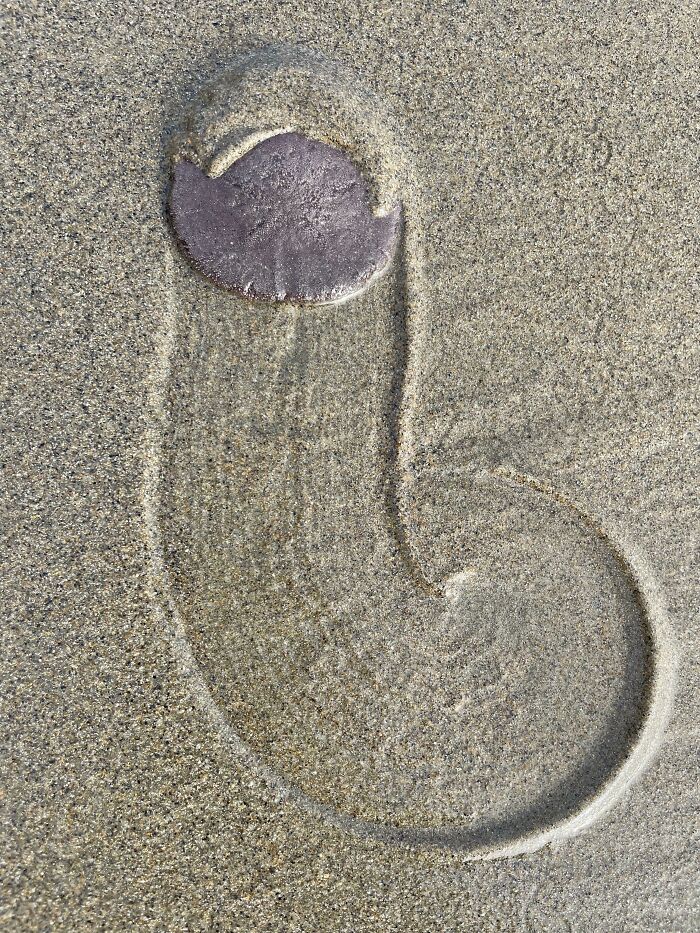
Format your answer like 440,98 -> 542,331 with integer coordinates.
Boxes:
169,131 -> 402,304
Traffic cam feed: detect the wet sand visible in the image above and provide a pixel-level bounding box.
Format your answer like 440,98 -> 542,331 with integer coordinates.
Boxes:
2,5 -> 698,931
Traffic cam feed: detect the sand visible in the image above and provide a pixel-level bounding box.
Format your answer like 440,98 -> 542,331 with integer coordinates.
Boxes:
2,4 -> 699,931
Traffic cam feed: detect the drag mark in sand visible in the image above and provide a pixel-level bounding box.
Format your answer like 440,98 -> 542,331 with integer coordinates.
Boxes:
146,46 -> 677,858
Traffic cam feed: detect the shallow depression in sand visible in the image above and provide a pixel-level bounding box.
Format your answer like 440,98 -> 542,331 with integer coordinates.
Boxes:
156,255 -> 662,849
148,49 -> 674,856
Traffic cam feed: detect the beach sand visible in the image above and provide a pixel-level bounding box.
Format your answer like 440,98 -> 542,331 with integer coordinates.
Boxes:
2,4 -> 698,930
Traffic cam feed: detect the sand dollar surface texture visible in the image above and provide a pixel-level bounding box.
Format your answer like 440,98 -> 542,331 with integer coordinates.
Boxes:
169,131 -> 401,303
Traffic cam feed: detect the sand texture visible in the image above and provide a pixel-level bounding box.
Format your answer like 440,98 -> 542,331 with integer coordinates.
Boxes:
2,4 -> 699,931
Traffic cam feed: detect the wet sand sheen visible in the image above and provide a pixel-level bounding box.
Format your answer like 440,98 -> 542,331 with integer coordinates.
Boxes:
148,48 -> 675,856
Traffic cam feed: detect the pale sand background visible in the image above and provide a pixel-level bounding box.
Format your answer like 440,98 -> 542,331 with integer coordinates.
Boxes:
2,3 -> 699,931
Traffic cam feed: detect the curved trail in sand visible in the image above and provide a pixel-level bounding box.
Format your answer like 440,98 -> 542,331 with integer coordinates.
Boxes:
144,48 -> 676,858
